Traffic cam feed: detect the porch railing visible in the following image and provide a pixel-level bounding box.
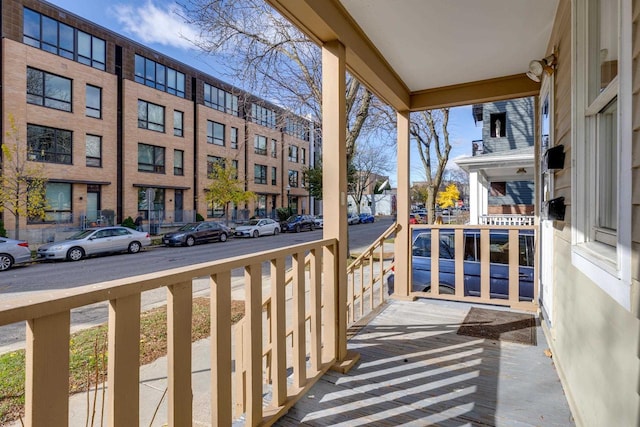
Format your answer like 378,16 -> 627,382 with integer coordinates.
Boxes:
0,238 -> 338,427
480,214 -> 535,226
346,222 -> 399,327
409,224 -> 538,312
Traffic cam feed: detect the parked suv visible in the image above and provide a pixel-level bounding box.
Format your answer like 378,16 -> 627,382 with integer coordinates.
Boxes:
388,228 -> 535,300
282,215 -> 316,232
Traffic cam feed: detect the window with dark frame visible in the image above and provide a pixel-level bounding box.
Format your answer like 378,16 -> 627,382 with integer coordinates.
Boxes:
27,124 -> 72,165
288,170 -> 299,187
207,120 -> 225,146
173,110 -> 184,137
138,100 -> 165,132
254,164 -> 267,184
490,112 -> 506,138
288,145 -> 298,162
86,134 -> 102,167
230,127 -> 238,149
271,139 -> 278,158
134,54 -> 185,98
203,83 -> 238,116
174,149 -> 184,175
137,143 -> 165,173
86,84 -> 102,118
26,67 -> 72,112
207,155 -> 224,175
271,166 -> 277,185
254,135 -> 267,155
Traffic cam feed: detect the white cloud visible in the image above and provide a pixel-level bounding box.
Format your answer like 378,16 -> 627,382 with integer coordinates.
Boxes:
110,1 -> 200,49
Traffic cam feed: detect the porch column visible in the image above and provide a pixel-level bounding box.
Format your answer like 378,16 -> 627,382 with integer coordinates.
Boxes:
322,40 -> 357,370
469,171 -> 480,225
392,110 -> 413,300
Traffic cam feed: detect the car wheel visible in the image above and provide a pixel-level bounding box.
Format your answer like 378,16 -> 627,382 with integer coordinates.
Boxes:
219,233 -> 228,242
273,227 -> 279,235
67,247 -> 85,262
0,254 -> 14,271
185,236 -> 195,247
426,284 -> 455,295
128,241 -> 141,254
295,224 -> 301,233
252,230 -> 259,238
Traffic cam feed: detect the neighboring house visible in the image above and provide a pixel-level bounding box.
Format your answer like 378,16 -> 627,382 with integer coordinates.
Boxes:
0,0 -> 314,242
456,98 -> 535,224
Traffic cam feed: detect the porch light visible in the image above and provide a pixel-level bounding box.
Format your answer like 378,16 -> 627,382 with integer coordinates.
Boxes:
526,53 -> 557,82
517,167 -> 527,174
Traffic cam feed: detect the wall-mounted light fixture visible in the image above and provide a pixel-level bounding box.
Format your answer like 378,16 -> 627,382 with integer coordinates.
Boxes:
516,167 -> 527,174
526,53 -> 557,82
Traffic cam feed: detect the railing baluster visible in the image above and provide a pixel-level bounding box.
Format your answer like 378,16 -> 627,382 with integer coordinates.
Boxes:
25,312 -> 70,427
323,243 -> 338,364
480,229 -> 491,301
108,294 -> 141,427
292,250 -> 307,389
233,320 -> 245,418
211,271 -> 232,425
244,263 -> 263,426
454,229 -> 465,297
358,260 -> 364,319
270,256 -> 287,407
167,281 -> 193,427
431,228 -> 440,295
310,249 -> 322,373
508,229 -> 520,305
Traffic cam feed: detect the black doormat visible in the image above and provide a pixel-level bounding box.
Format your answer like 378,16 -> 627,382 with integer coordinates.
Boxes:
457,307 -> 537,346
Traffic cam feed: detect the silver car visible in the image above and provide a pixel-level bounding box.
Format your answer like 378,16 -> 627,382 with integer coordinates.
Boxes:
37,226 -> 151,261
234,218 -> 280,238
0,237 -> 32,271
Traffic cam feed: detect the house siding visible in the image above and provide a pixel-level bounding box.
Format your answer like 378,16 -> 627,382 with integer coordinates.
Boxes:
481,97 -> 534,153
545,1 -> 640,426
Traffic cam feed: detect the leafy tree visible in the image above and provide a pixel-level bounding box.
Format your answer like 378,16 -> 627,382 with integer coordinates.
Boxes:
410,109 -> 452,223
204,160 -> 255,224
0,116 -> 48,238
436,183 -> 460,209
302,162 -> 323,200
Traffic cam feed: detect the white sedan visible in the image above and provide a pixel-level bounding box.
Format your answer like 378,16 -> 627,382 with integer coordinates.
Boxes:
234,218 -> 281,238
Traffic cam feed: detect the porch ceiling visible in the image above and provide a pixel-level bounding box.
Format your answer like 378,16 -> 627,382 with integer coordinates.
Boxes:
267,0 -> 559,111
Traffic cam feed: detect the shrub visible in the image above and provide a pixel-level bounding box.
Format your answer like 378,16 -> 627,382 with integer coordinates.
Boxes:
121,216 -> 136,230
0,220 -> 6,237
196,213 -> 205,222
276,207 -> 290,222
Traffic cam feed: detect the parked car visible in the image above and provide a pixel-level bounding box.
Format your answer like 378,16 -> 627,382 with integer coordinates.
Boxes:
37,226 -> 151,261
359,213 -> 375,223
409,214 -> 420,224
163,221 -> 231,246
234,218 -> 280,238
314,215 -> 324,228
387,228 -> 535,300
282,215 -> 316,232
347,213 -> 360,225
0,237 -> 32,271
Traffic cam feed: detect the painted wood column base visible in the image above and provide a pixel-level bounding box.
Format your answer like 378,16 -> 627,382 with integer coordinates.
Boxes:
390,294 -> 417,302
330,350 -> 361,374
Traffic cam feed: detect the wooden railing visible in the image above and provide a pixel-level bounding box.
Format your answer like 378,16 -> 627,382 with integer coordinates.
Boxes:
0,238 -> 338,427
346,222 -> 399,327
480,214 -> 535,226
409,224 -> 538,312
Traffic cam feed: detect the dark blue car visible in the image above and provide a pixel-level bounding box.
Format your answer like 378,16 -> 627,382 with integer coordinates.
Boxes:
388,228 -> 535,300
282,215 -> 316,232
359,213 -> 375,223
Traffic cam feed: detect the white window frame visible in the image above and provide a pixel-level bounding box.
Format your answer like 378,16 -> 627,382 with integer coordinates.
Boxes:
571,0 -> 632,310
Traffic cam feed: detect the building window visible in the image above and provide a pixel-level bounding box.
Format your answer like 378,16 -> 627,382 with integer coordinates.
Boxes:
207,121 -> 225,146
255,194 -> 267,217
271,166 -> 277,185
138,143 -> 165,173
174,149 -> 184,175
138,187 -> 165,213
254,135 -> 267,155
231,160 -> 239,179
251,104 -> 277,128
207,201 -> 225,218
86,134 -> 102,167
490,182 -> 506,197
255,164 -> 267,184
300,148 -> 306,165
86,85 -> 102,118
288,170 -> 299,187
23,8 -> 106,70
173,111 -> 184,137
43,182 -> 72,223
26,67 -> 72,112
138,100 -> 165,132
271,139 -> 278,158
203,83 -> 239,116
207,155 -> 224,175
284,117 -> 309,141
490,113 -> 506,138
27,124 -> 72,165
134,54 -> 185,98
230,127 -> 238,149
288,145 -> 298,162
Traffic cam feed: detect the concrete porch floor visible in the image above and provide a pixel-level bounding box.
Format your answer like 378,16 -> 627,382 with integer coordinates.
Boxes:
274,298 -> 574,426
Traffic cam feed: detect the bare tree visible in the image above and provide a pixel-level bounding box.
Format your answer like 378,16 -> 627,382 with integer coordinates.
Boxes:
349,142 -> 393,214
410,109 -> 451,223
177,0 -> 374,162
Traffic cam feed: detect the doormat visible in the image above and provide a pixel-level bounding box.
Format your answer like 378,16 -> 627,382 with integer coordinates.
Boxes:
457,307 -> 537,346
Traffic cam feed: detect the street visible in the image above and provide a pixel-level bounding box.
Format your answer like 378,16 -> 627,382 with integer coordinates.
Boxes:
0,217 -> 394,353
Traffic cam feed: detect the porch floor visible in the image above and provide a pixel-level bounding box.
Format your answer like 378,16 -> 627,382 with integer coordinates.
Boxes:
275,299 -> 574,426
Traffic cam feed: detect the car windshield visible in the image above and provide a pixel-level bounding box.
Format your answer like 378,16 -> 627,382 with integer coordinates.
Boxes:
178,223 -> 198,231
66,229 -> 96,240
244,220 -> 260,226
287,216 -> 301,223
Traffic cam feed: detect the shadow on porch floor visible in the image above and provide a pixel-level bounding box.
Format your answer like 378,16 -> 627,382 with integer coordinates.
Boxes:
275,299 -> 574,426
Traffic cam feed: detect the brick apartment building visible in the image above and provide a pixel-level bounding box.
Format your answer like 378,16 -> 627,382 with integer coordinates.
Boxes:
0,0 -> 315,242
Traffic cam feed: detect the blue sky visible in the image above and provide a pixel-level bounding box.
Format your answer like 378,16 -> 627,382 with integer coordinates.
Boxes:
47,0 -> 482,184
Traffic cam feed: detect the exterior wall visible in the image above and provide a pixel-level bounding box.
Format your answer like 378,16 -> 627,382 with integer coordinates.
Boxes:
544,0 -> 640,425
481,97 -> 535,154
632,0 -> 640,315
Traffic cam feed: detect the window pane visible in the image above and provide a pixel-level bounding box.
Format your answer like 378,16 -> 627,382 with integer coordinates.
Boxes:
77,31 -> 91,63
23,8 -> 41,42
59,23 -> 74,53
135,55 -> 145,82
597,98 -> 618,231
42,16 -> 58,49
589,0 -> 619,103
86,85 -> 101,118
92,37 -> 106,69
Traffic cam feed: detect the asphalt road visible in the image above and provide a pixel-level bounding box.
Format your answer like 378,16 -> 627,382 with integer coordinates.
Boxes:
0,217 -> 395,353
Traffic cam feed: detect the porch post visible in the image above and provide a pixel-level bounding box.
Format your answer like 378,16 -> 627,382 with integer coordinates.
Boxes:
322,40 -> 358,371
469,171 -> 480,225
392,110 -> 414,300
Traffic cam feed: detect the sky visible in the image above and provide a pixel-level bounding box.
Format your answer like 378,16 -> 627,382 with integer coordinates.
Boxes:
46,0 -> 483,185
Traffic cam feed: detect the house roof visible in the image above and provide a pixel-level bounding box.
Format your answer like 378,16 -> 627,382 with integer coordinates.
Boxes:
455,147 -> 535,181
267,0 -> 559,111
